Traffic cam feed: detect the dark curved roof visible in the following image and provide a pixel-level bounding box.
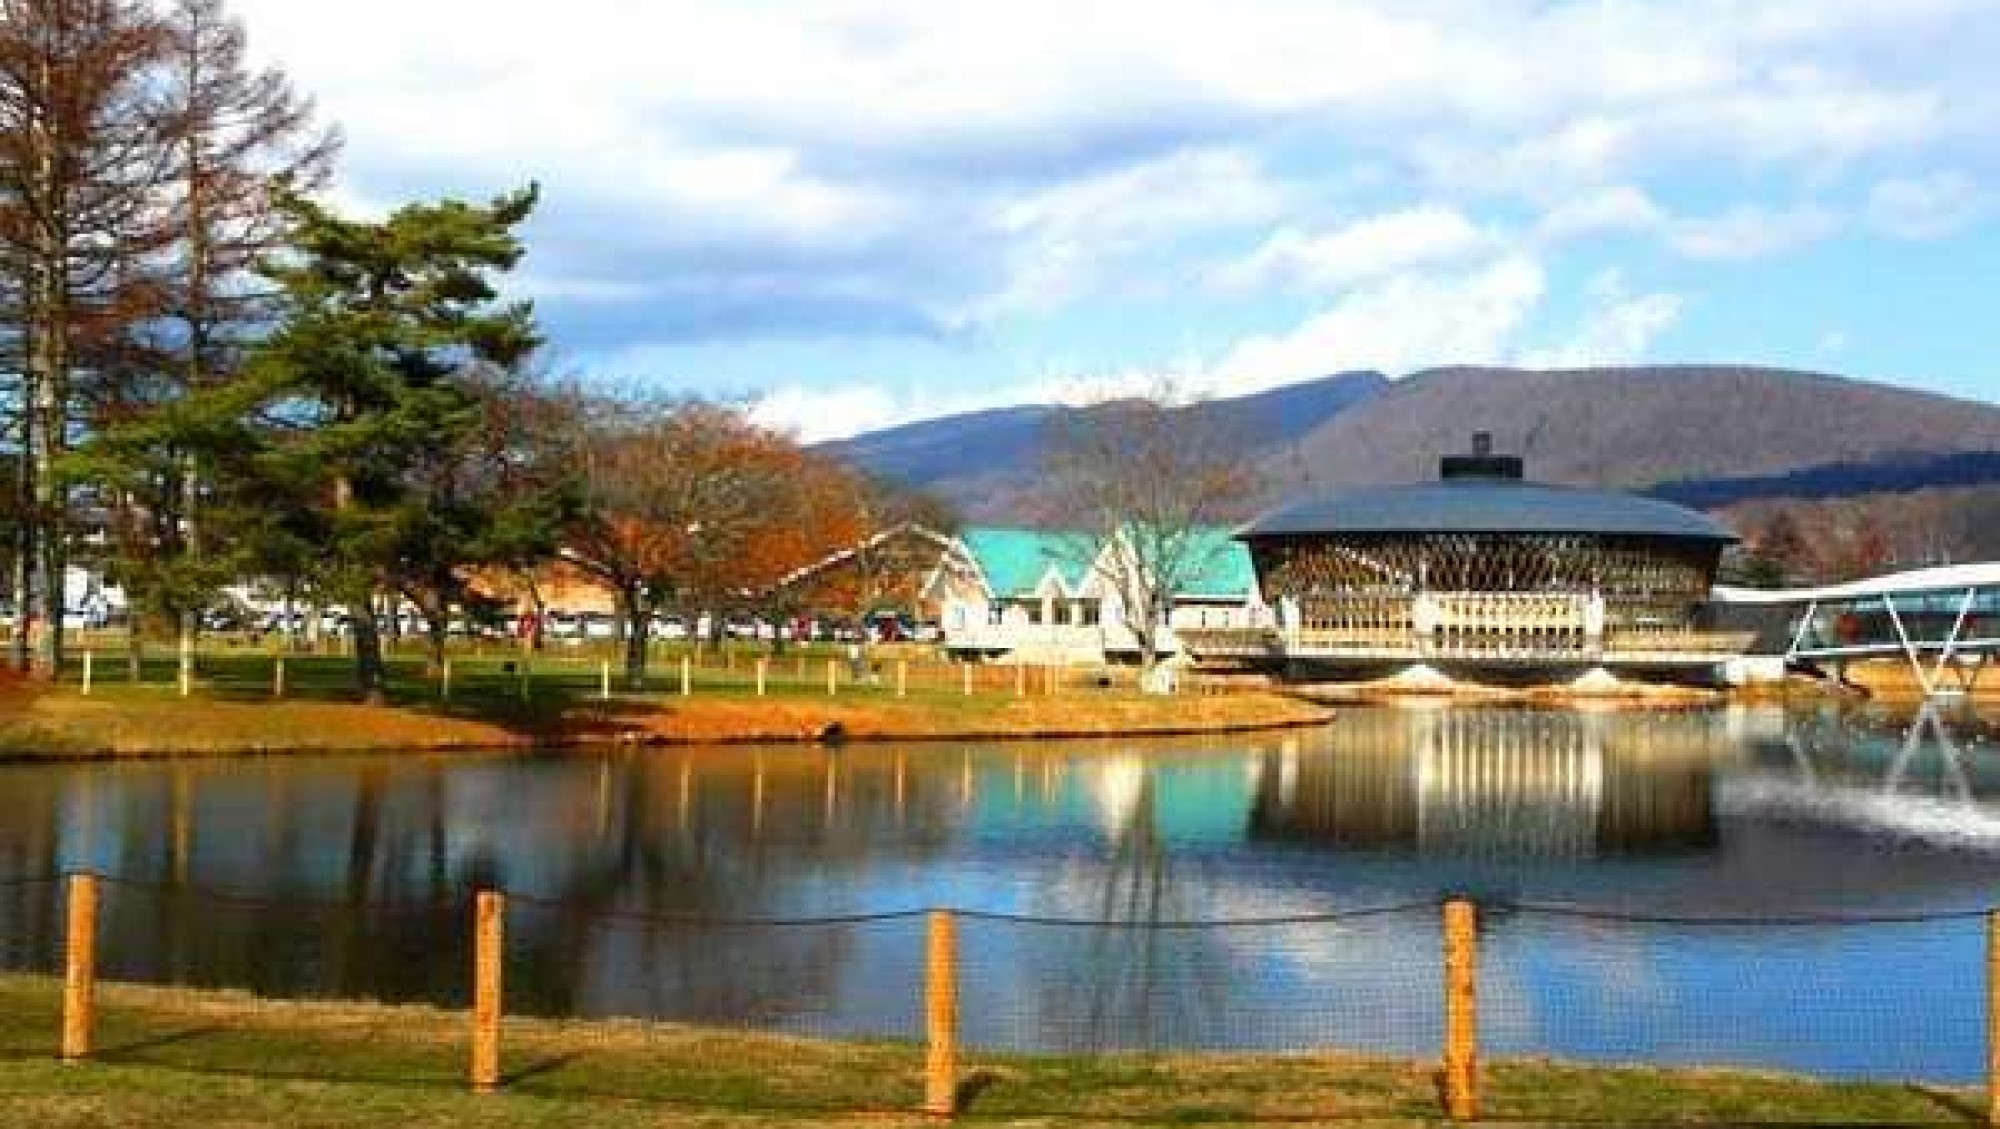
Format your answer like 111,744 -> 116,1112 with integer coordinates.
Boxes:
1240,480 -> 1737,543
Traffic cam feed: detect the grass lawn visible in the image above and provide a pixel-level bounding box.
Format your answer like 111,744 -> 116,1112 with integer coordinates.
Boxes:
0,644 -> 1332,758
0,976 -> 1982,1126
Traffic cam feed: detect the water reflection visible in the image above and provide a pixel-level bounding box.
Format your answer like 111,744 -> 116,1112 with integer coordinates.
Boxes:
1251,707 -> 1722,859
0,702 -> 1997,1075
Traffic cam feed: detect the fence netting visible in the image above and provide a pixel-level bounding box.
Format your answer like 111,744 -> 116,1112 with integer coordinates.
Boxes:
955,904 -> 1440,1056
496,894 -> 931,1111
1482,905 -> 1987,1086
0,873 -> 1994,1120
0,876 -> 63,1061
91,876 -> 473,1007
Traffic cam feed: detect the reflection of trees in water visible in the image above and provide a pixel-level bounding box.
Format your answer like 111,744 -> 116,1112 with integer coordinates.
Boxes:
1250,708 -> 1727,860
0,772 -> 65,972
0,750 -> 958,1031
1020,762 -> 1235,1051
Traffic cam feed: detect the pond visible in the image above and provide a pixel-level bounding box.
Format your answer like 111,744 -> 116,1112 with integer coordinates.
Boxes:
1,700 -> 1997,1082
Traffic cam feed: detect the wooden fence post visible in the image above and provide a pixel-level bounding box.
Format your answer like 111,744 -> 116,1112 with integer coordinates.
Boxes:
827,659 -> 838,696
680,655 -> 692,697
962,663 -> 972,697
1988,910 -> 2000,1127
897,660 -> 908,698
435,658 -> 447,701
274,655 -> 287,699
924,909 -> 959,1117
1014,661 -> 1025,698
1443,898 -> 1479,1122
599,659 -> 612,701
471,890 -> 505,1093
81,651 -> 93,696
61,873 -> 99,1063
756,658 -> 767,697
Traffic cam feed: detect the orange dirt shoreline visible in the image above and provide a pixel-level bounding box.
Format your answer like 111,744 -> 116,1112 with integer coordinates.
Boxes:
0,688 -> 1337,761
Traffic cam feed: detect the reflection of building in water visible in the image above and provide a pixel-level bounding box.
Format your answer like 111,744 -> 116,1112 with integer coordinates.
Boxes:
1250,708 -> 1727,858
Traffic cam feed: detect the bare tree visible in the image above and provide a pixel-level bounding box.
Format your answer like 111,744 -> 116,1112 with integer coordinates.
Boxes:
1042,387 -> 1259,686
0,0 -> 176,676
150,0 -> 335,689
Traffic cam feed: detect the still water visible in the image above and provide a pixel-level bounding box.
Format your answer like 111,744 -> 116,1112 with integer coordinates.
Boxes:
1,702 -> 1997,1081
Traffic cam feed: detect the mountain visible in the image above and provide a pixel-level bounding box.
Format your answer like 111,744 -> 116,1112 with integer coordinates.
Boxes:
1270,366 -> 2000,492
821,370 -> 1389,520
826,365 -> 2000,525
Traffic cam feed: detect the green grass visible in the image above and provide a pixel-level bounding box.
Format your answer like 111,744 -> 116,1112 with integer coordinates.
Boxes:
2,641 -> 1326,758
51,640 -> 925,709
0,976 -> 1983,1126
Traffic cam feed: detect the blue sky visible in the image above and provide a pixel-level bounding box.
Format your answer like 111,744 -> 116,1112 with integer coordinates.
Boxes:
233,0 -> 1999,439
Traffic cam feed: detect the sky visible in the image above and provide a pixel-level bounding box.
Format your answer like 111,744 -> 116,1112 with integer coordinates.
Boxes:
229,0 -> 2000,441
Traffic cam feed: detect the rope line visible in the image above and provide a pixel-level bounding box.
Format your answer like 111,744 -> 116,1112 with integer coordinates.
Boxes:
1499,901 -> 1999,926
3,872 -> 1997,928
504,892 -> 928,928
950,901 -> 1439,929
93,874 -> 469,917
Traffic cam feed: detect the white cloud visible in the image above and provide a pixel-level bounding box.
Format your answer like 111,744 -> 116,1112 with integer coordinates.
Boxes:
750,385 -> 905,443
1522,271 -> 1683,368
1866,172 -> 1990,240
1536,186 -> 1668,242
1666,204 -> 1842,261
1211,255 -> 1546,389
1212,206 -> 1493,293
973,148 -> 1285,319
219,0 -> 2000,402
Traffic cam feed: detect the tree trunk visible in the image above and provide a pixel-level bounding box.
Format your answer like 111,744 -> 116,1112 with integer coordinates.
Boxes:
349,593 -> 386,704
1135,590 -> 1164,689
7,445 -> 29,674
621,585 -> 651,691
177,608 -> 197,691
518,574 -> 544,654
126,610 -> 143,682
177,452 -> 200,694
28,262 -> 66,682
425,615 -> 448,679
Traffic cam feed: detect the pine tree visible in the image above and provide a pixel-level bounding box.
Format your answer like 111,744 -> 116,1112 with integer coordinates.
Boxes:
247,185 -> 541,701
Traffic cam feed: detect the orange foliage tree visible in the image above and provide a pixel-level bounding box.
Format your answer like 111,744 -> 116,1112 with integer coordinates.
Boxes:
561,394 -> 870,687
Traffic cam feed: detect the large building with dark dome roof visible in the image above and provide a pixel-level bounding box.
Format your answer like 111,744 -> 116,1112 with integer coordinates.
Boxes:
1221,434 -> 1754,683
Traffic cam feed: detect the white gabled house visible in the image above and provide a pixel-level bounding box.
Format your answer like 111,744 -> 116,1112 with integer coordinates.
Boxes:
927,526 -> 1268,665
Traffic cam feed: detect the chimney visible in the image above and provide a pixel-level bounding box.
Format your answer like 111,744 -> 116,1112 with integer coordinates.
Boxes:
1440,432 -> 1524,482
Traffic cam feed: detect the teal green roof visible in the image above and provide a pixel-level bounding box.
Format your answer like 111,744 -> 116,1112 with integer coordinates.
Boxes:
1172,527 -> 1258,597
960,528 -> 1091,596
960,526 -> 1256,599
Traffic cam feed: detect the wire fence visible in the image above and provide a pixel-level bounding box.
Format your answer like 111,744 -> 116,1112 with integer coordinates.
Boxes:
0,870 -> 1995,1122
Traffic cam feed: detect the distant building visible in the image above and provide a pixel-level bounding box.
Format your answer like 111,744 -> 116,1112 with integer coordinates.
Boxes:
1201,434 -> 1755,686
928,526 -> 1266,664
